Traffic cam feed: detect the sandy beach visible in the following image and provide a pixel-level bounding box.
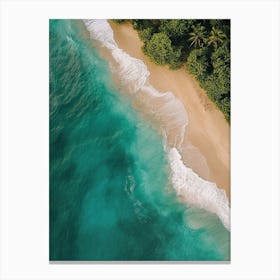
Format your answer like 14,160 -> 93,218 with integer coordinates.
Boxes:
108,21 -> 230,201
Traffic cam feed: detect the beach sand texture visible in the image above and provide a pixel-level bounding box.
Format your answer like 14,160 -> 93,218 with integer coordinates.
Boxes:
109,21 -> 230,201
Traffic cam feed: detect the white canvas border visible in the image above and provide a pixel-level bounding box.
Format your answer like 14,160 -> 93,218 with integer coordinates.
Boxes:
0,0 -> 279,279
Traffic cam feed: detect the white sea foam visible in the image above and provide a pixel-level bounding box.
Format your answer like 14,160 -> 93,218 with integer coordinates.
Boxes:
84,19 -> 149,92
168,148 -> 230,230
83,19 -> 117,49
111,48 -> 150,92
83,19 -> 188,147
83,19 -> 230,231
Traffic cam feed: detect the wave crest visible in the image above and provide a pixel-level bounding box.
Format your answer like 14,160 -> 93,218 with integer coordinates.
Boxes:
168,148 -> 230,230
83,19 -> 230,231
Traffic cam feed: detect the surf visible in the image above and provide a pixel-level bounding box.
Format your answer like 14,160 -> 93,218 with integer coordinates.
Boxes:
83,19 -> 230,231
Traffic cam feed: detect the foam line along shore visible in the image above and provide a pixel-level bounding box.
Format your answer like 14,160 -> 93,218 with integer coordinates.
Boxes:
109,20 -> 230,200
83,19 -> 230,231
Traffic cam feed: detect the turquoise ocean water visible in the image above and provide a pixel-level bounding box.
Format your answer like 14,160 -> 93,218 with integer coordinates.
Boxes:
49,19 -> 230,261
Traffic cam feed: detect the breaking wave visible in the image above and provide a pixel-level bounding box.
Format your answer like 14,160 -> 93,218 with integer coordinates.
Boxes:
83,19 -> 230,231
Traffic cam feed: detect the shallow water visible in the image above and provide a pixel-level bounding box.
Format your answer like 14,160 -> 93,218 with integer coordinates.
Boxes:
49,19 -> 230,261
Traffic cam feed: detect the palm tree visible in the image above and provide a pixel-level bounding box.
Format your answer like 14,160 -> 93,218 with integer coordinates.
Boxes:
188,24 -> 207,48
207,27 -> 227,49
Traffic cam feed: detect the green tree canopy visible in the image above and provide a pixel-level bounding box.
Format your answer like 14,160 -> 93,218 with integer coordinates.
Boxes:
159,20 -> 188,38
188,24 -> 207,48
207,27 -> 227,49
186,48 -> 209,79
139,27 -> 154,42
169,46 -> 183,69
145,32 -> 174,65
116,19 -> 230,122
211,44 -> 230,69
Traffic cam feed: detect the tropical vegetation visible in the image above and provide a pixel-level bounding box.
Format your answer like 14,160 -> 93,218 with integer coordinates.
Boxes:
113,19 -> 230,122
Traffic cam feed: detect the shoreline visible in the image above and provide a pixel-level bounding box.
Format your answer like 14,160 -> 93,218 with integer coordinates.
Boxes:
109,21 -> 230,201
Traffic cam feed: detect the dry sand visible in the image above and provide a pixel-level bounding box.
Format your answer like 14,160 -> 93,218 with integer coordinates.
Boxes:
109,21 -> 230,201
